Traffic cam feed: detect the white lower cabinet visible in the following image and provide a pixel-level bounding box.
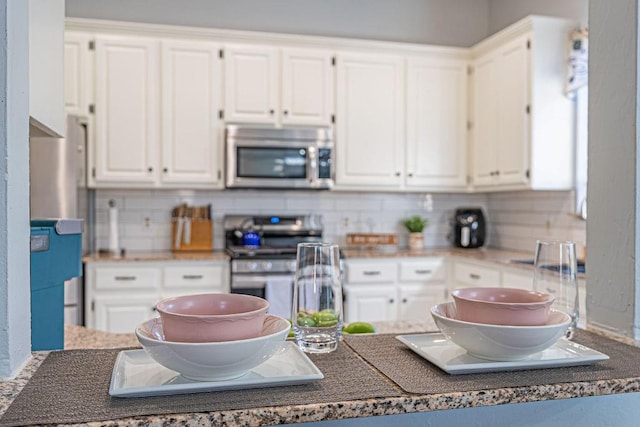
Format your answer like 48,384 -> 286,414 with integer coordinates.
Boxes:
449,259 -> 588,328
344,284 -> 398,323
501,268 -> 534,290
85,260 -> 230,333
344,258 -> 447,323
450,259 -> 501,290
93,294 -> 159,334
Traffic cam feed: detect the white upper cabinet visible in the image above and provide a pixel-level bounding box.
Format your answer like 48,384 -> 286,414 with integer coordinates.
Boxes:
224,45 -> 279,124
472,36 -> 529,187
471,16 -> 575,191
67,14 -> 573,193
160,39 -> 223,187
224,45 -> 334,126
93,35 -> 159,185
30,0 -> 65,137
88,34 -> 225,189
64,31 -> 92,117
406,56 -> 468,190
281,48 -> 334,126
334,52 -> 404,188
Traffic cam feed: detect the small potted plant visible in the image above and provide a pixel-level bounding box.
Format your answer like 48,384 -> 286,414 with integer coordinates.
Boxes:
402,215 -> 428,251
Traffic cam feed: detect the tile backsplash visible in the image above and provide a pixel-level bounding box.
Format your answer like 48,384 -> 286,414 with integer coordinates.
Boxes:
486,190 -> 587,255
90,189 -> 586,255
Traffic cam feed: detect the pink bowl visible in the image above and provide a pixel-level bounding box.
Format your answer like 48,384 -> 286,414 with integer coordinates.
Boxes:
451,287 -> 554,326
155,293 -> 269,343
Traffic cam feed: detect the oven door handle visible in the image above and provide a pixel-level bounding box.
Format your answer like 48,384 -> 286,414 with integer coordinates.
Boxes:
231,274 -> 293,290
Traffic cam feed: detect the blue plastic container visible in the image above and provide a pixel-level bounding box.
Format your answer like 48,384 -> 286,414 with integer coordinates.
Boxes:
30,219 -> 83,351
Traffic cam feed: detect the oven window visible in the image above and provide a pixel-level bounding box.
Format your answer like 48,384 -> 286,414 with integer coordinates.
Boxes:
237,147 -> 308,179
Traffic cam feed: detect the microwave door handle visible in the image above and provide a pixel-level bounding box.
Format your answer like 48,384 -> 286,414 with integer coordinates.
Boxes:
307,146 -> 318,184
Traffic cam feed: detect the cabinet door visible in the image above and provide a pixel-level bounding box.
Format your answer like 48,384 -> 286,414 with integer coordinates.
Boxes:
94,36 -> 159,185
472,35 -> 530,189
335,53 -> 404,188
406,57 -> 468,189
224,44 -> 278,123
161,40 -> 223,186
495,35 -> 529,186
64,32 -> 91,116
344,285 -> 397,323
93,294 -> 158,333
472,52 -> 499,186
281,48 -> 334,126
398,284 -> 446,321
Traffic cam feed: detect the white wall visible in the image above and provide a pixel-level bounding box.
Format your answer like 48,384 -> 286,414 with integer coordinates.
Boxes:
65,0 -> 491,47
0,0 -> 33,379
488,0 -> 588,34
587,0 -> 640,339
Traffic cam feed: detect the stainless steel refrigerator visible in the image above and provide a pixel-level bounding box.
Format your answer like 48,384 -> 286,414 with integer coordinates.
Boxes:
30,115 -> 94,326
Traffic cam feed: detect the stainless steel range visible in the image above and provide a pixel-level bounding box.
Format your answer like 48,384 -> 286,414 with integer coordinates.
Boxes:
225,214 -> 324,317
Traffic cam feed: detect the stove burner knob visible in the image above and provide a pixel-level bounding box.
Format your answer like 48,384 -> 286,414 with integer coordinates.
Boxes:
249,262 -> 259,271
262,261 -> 273,271
288,261 -> 297,272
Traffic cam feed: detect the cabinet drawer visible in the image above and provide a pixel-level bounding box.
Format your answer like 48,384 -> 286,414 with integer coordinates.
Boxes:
347,263 -> 397,284
163,265 -> 226,290
453,262 -> 500,287
93,267 -> 159,291
502,270 -> 533,290
399,259 -> 445,282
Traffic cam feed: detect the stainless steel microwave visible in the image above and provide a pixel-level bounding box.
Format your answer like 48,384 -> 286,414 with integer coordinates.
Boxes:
225,125 -> 334,190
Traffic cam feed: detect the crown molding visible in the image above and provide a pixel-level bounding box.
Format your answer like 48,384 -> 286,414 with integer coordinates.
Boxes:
65,17 -> 470,60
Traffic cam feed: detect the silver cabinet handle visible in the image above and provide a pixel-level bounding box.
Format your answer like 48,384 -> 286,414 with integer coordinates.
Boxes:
363,271 -> 381,276
114,276 -> 136,281
414,269 -> 432,274
182,274 -> 204,280
469,273 -> 481,280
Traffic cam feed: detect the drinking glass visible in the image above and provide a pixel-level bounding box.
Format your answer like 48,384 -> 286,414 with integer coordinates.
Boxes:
532,240 -> 579,339
292,242 -> 343,353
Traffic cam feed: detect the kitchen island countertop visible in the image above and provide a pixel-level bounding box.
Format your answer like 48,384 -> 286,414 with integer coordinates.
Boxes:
2,322 -> 639,427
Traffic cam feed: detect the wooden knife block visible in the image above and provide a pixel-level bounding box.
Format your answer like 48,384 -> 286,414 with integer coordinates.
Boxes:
171,219 -> 213,252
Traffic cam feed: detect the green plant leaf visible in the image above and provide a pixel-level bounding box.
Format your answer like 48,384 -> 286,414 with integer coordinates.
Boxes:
402,215 -> 428,232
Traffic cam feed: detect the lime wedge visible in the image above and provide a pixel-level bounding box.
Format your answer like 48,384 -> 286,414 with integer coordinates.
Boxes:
342,321 -> 376,334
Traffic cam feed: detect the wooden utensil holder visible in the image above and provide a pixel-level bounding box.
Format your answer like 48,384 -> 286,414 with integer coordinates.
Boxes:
171,219 -> 213,252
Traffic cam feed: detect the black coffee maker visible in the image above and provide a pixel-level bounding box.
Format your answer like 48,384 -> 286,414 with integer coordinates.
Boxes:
451,208 -> 486,248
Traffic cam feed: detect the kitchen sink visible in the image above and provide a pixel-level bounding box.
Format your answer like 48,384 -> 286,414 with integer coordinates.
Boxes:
510,259 -> 585,274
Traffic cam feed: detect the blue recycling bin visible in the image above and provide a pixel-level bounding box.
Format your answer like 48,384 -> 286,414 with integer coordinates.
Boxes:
30,219 -> 83,351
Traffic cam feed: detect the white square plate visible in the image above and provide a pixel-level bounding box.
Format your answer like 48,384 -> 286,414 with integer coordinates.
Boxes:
396,333 -> 609,375
109,341 -> 323,397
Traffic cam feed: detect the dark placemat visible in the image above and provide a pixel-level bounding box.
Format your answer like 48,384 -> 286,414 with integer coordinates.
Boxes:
0,342 -> 400,427
343,329 -> 640,395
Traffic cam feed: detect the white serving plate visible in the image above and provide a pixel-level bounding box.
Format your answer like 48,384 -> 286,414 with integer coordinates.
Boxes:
396,333 -> 609,375
109,341 -> 323,397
